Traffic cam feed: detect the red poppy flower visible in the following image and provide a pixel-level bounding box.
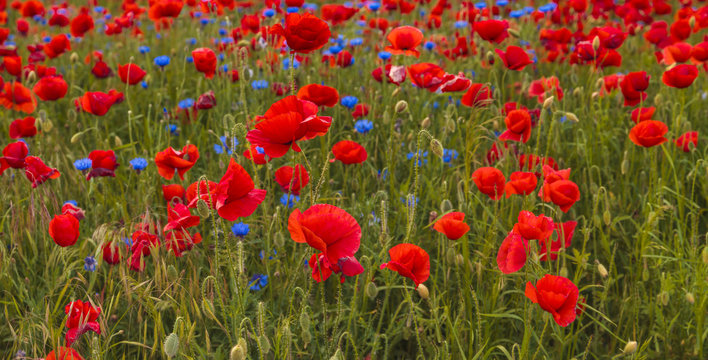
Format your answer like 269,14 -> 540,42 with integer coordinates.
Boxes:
461,83 -> 493,108
320,4 -> 358,25
407,63 -> 447,92
33,75 -> 68,101
620,71 -> 650,107
129,230 -> 160,272
525,274 -> 579,327
246,96 -> 331,158
43,34 -> 71,58
154,144 -> 199,180
165,230 -> 202,257
196,90 -> 216,109
330,140 -> 367,164
385,26 -> 424,57
186,180 -> 218,208
500,109 -> 532,143
192,47 -> 217,79
75,89 -> 124,116
9,116 -> 36,139
691,41 -> 708,62
496,232 -> 529,274
351,104 -> 369,118
70,7 -> 94,37
662,42 -> 692,64
433,212 -> 470,240
380,243 -> 430,288
538,165 -> 570,200
546,180 -> 580,213
163,202 -> 200,233
528,76 -> 563,104
438,73 -> 472,93
0,141 -> 29,175
49,214 -> 80,247
630,107 -> 655,123
62,202 -> 85,221
539,221 -> 577,261
0,81 -> 37,114
496,46 -> 533,71
629,120 -> 668,148
662,64 -> 698,89
20,0 -> 45,18
674,131 -> 698,152
87,150 -> 119,180
296,83 -> 339,107
64,300 -> 100,346
472,167 -> 505,200
118,63 -> 147,85
275,164 -> 309,195
102,242 -> 122,265
473,19 -> 509,44
243,145 -> 271,164
289,204 -> 363,282
148,0 -> 183,22
513,211 -> 554,241
504,171 -> 537,197
372,64 -> 407,85
307,252 -> 364,283
335,50 -> 354,68
45,347 -> 84,360
15,19 -> 29,36
215,158 -> 267,221
270,13 -> 331,53
91,61 -> 112,78
162,184 -> 186,204
24,156 -> 60,188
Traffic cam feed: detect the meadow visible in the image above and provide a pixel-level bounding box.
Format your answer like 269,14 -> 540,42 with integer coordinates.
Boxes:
0,0 -> 706,359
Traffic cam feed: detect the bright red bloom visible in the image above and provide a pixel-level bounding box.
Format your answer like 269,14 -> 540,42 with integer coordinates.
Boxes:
185,180 -> 217,208
61,203 -> 85,221
620,71 -> 650,107
9,116 -> 36,138
289,204 -> 363,283
385,26 -> 423,57
433,212 -> 470,240
270,13 -> 331,53
0,81 -> 37,114
630,107 -> 655,123
662,64 -> 698,89
91,61 -> 112,78
528,76 -> 563,104
102,242 -> 122,265
215,158 -> 266,221
496,232 -> 529,274
43,34 -> 71,58
472,167 -> 505,200
118,63 -> 147,85
438,73 -> 472,93
496,46 -> 532,71
70,7 -> 94,37
407,63 -> 446,92
192,47 -> 217,79
129,230 -> 160,272
24,156 -> 60,188
148,0 -> 183,22
64,300 -> 100,346
473,19 -> 509,44
674,131 -> 698,152
320,4 -> 358,25
546,180 -> 580,213
275,164 -> 309,195
525,275 -> 579,327
33,75 -> 68,101
372,64 -> 407,85
296,84 -> 339,107
351,104 -> 369,118
513,211 -> 554,241
196,90 -> 216,110
500,109 -> 532,143
461,83 -> 493,108
331,140 -> 367,164
154,144 -> 199,180
380,243 -> 430,288
504,171 -> 537,197
165,231 -> 202,257
243,145 -> 271,164
87,150 -> 119,180
162,184 -> 185,204
49,214 -> 80,247
2,142 -> 30,173
539,221 -> 577,261
538,165 -> 570,201
629,120 -> 668,148
691,41 -> 708,62
164,202 -> 201,257
663,42 -> 692,65
45,347 -> 84,360
20,0 -> 45,18
75,89 -> 124,116
246,96 -> 331,158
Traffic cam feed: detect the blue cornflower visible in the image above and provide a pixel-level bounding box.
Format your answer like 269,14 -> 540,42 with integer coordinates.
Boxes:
84,256 -> 97,272
280,194 -> 299,208
283,57 -> 300,70
524,6 -> 536,14
186,56 -> 194,63
369,3 -> 381,11
14,350 -> 26,359
94,6 -> 104,13
509,10 -> 524,18
129,158 -> 148,172
178,98 -> 194,109
287,7 -> 300,13
341,96 -> 358,109
407,151 -> 429,166
249,274 -> 268,291
497,0 -> 509,5
214,136 -> 237,155
378,51 -> 391,61
231,222 -> 250,237
256,146 -> 265,154
251,80 -> 269,90
378,169 -> 389,181
349,38 -> 363,46
259,249 -> 277,260
154,55 -> 170,67
402,196 -> 419,207
74,158 -> 92,171
424,41 -> 435,50
263,8 -> 275,17
442,149 -> 458,164
454,21 -> 468,28
166,124 -> 179,135
64,200 -> 78,207
122,237 -> 133,248
139,45 -> 150,54
355,119 -> 373,134
474,2 -> 486,9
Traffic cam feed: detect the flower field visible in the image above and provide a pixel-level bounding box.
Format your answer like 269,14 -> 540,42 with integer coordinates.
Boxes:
0,0 -> 707,359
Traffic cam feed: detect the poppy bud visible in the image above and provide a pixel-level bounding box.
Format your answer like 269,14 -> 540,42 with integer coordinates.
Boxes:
689,16 -> 696,29
329,349 -> 344,360
71,132 -> 83,144
230,344 -> 246,360
572,87 -> 583,97
164,333 -> 179,358
564,112 -> 579,123
591,91 -> 599,99
597,262 -> 608,278
40,118 -> 53,132
603,210 -> 611,225
301,329 -> 312,345
197,199 -> 210,218
167,264 -> 178,281
416,284 -> 429,299
486,50 -> 495,63
446,247 -> 456,264
622,341 -> 638,354
542,96 -> 554,109
70,52 -> 79,64
440,199 -> 453,213
274,232 -> 285,248
421,117 -> 430,128
114,135 -> 123,147
455,254 -> 464,266
621,151 -> 629,175
508,28 -> 520,38
591,36 -> 601,52
395,100 -> 408,113
430,139 -> 444,158
560,266 -> 568,277
658,291 -> 669,306
446,117 -> 456,132
299,310 -> 311,330
365,282 -> 378,299
685,292 -> 695,304
26,71 -> 36,83
258,335 -> 271,354
702,246 -> 708,264
392,88 -> 401,97
428,211 -> 438,225
67,109 -> 77,122
653,93 -> 663,107
202,299 -> 216,320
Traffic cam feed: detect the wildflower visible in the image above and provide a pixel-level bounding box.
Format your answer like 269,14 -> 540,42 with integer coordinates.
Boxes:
433,212 -> 470,240
64,300 -> 101,346
129,157 -> 148,172
354,119 -> 373,134
84,256 -> 96,272
154,55 -> 170,67
525,275 -> 579,327
231,222 -> 250,237
280,194 -> 300,208
249,274 -> 268,291
215,159 -> 266,221
380,244 -> 430,288
74,158 -> 92,171
406,150 -> 428,166
214,136 -> 237,155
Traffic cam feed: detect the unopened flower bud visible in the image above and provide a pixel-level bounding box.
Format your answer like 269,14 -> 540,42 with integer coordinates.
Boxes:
685,292 -> 695,304
597,263 -> 608,278
365,282 -> 378,299
508,28 -> 520,38
622,341 -> 637,354
416,284 -> 429,299
592,36 -> 601,52
395,100 -> 408,113
164,333 -> 179,358
70,52 -> 79,64
430,138 -> 444,158
71,132 -> 83,144
440,199 -> 453,213
197,199 -> 210,218
421,117 -> 431,128
543,96 -> 555,109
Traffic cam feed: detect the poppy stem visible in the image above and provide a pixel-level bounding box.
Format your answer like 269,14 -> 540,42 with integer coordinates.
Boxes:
405,287 -> 425,356
289,52 -> 296,95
